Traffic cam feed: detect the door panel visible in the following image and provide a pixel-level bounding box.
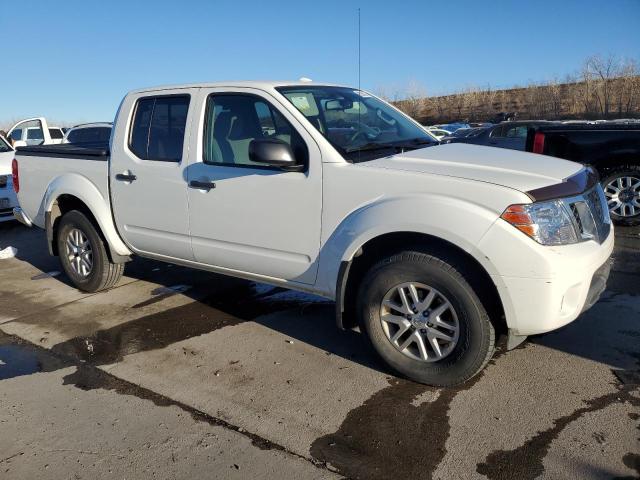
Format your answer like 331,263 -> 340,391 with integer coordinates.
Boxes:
186,88 -> 322,284
110,90 -> 196,260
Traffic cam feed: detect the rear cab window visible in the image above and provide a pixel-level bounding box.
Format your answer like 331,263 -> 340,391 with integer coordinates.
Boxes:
67,127 -> 112,144
49,128 -> 63,139
129,95 -> 190,162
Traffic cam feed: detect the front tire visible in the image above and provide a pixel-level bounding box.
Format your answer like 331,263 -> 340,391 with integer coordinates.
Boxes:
602,166 -> 640,226
357,249 -> 495,386
56,210 -> 124,292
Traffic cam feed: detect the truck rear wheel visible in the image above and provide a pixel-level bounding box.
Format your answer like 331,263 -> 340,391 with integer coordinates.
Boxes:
357,249 -> 495,386
56,210 -> 124,292
602,166 -> 640,226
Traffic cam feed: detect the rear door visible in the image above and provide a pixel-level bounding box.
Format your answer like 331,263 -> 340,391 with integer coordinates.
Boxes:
110,89 -> 196,260
185,87 -> 322,284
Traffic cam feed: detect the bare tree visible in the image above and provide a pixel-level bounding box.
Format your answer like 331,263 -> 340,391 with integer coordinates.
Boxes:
397,79 -> 429,120
584,54 -> 621,116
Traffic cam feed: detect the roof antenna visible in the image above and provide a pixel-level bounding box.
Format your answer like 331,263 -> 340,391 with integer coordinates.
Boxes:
358,7 -> 361,94
357,7 -> 362,163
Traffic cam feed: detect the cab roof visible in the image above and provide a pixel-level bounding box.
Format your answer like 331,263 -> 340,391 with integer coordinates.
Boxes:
128,80 -> 348,95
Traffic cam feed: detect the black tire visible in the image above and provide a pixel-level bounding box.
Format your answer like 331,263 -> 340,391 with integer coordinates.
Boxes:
601,166 -> 640,226
357,249 -> 495,386
56,210 -> 124,292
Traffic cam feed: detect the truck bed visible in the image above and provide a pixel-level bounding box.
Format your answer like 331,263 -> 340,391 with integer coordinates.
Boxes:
15,143 -> 110,229
525,123 -> 640,164
16,142 -> 110,159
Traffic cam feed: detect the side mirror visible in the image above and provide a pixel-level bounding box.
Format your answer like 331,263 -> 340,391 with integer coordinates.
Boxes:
249,138 -> 300,170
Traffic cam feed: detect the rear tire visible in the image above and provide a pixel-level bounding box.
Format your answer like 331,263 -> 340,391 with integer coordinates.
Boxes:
56,210 -> 124,292
357,249 -> 495,386
601,166 -> 640,226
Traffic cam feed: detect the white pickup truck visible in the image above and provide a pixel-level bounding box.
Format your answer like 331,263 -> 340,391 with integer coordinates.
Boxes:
8,117 -> 65,147
12,81 -> 613,385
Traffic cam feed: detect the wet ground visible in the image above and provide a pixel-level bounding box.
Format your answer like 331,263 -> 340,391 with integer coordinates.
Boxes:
0,221 -> 639,479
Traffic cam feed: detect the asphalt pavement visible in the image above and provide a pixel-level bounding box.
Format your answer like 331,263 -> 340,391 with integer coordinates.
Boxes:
0,221 -> 638,479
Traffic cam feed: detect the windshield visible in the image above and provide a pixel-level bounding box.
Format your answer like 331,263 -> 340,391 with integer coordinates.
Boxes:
277,86 -> 436,161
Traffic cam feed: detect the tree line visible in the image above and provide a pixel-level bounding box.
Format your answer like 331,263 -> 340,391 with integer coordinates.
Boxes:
382,55 -> 640,124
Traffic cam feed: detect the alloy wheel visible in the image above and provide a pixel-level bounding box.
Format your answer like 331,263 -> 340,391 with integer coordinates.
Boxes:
65,228 -> 93,278
380,282 -> 460,362
604,175 -> 640,217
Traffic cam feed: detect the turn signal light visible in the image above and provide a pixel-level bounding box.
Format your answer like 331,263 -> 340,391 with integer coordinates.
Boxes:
500,205 -> 536,237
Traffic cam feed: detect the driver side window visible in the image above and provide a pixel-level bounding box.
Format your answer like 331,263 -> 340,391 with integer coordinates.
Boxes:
203,94 -> 308,168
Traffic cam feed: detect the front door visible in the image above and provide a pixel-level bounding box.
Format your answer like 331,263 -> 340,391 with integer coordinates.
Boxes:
186,88 -> 322,284
110,90 -> 196,260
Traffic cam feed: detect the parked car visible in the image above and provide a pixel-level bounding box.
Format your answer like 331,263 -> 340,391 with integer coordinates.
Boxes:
63,123 -> 113,144
435,122 -> 470,133
424,127 -> 451,140
443,121 -> 556,150
8,118 -> 64,146
0,135 -> 18,222
526,123 -> 640,225
12,81 -> 613,386
442,127 -> 488,141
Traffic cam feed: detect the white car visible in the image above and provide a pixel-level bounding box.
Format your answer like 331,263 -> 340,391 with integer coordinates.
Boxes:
12,81 -> 613,386
0,135 -> 18,222
8,117 -> 64,146
62,122 -> 113,144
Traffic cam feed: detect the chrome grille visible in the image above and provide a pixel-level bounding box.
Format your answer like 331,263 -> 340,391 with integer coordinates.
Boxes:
567,185 -> 611,244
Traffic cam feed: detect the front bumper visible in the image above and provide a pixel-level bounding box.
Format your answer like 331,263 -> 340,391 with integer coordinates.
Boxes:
0,176 -> 19,223
480,219 -> 614,336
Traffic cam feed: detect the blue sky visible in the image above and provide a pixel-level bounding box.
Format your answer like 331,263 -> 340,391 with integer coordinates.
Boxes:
1,0 -> 638,125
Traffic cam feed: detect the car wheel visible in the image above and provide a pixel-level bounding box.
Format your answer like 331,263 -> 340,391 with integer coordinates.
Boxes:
357,249 -> 495,386
56,210 -> 124,292
602,166 -> 640,226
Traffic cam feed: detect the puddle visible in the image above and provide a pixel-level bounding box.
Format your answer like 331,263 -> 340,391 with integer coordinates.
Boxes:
51,282 -> 331,365
0,345 -> 42,380
0,335 -> 65,380
476,386 -> 640,480
310,376 -> 479,480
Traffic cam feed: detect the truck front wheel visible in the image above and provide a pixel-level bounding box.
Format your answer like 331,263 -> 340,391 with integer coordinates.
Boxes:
56,210 -> 124,292
357,249 -> 495,386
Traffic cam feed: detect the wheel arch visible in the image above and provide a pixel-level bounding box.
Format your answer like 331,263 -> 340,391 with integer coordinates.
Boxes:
592,153 -> 640,177
45,176 -> 131,263
335,231 -> 507,336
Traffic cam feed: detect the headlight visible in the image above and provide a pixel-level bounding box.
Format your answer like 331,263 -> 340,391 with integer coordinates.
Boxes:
501,188 -> 611,246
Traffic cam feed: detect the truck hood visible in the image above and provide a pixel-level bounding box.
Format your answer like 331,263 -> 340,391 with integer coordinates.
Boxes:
358,143 -> 583,193
0,151 -> 13,175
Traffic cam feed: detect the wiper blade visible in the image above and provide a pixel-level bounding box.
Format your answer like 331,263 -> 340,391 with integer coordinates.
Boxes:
345,138 -> 434,154
345,142 -> 398,154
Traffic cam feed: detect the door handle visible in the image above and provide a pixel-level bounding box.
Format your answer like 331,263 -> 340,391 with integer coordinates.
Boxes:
189,179 -> 216,190
115,173 -> 137,182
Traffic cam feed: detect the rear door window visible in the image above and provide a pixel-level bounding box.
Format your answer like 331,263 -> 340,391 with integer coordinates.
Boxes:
129,95 -> 190,161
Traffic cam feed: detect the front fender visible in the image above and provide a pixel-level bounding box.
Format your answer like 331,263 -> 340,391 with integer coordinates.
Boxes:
44,173 -> 131,257
317,194 -> 502,298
